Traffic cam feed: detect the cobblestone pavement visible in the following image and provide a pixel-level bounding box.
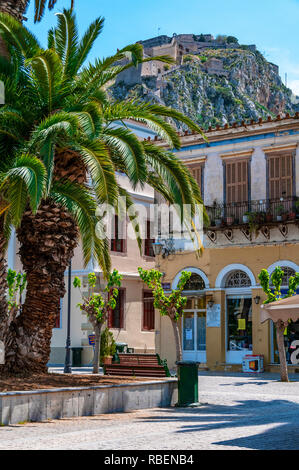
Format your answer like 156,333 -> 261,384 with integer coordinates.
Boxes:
1,371 -> 299,450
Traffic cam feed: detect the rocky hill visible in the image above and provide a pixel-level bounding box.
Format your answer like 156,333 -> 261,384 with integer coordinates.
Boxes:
110,46 -> 298,131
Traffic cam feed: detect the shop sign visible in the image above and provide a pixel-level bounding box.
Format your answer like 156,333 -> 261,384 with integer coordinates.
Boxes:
206,304 -> 221,327
88,334 -> 95,346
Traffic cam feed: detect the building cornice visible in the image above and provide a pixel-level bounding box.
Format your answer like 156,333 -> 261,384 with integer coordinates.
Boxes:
220,149 -> 254,160
183,156 -> 207,165
263,143 -> 298,153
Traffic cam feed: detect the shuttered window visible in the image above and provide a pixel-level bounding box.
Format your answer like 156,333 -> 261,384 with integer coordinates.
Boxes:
108,289 -> 125,329
110,215 -> 125,253
190,165 -> 202,190
268,153 -> 293,200
143,291 -> 155,331
144,219 -> 155,257
225,159 -> 248,203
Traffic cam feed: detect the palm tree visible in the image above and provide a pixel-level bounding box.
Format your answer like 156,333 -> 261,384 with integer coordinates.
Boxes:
0,153 -> 47,370
0,9 -> 207,374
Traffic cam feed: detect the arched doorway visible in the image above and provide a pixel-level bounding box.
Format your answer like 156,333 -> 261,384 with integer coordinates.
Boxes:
225,269 -> 253,364
176,270 -> 207,364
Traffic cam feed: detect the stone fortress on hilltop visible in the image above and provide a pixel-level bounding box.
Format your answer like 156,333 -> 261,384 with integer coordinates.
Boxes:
116,33 -> 264,86
112,32 -> 296,130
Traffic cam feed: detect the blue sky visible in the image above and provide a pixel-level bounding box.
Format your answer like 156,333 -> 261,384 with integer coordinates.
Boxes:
26,0 -> 299,95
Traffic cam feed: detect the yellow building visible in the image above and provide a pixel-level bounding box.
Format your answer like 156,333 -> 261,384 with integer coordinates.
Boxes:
154,114 -> 299,373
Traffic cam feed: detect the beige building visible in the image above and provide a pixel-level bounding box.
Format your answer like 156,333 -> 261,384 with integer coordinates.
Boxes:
154,113 -> 299,373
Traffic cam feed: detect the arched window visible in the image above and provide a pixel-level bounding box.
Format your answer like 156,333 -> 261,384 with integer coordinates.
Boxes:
225,270 -> 251,288
184,273 -> 205,291
270,266 -> 296,287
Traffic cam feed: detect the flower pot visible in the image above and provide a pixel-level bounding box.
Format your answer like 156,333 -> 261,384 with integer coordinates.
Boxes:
288,212 -> 296,220
282,213 -> 288,222
276,215 -> 282,222
103,356 -> 113,365
226,216 -> 234,226
266,214 -> 273,222
215,219 -> 222,227
242,215 -> 249,224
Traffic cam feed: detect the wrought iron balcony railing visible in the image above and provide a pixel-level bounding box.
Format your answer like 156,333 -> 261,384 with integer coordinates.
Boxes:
206,196 -> 299,228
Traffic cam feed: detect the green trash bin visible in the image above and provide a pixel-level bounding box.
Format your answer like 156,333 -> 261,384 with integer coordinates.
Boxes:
71,347 -> 83,367
176,361 -> 199,407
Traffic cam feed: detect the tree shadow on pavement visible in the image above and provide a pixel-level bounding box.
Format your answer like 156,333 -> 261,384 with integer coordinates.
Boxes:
138,399 -> 299,450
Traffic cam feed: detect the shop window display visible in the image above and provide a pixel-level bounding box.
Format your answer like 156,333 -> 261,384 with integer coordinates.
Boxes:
227,298 -> 252,351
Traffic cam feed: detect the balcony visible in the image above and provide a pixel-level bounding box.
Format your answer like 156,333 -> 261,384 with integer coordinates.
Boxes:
205,197 -> 299,243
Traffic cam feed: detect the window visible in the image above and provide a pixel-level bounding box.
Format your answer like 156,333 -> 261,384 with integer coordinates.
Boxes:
268,153 -> 293,200
225,270 -> 251,288
143,291 -> 155,330
184,273 -> 205,291
188,164 -> 203,194
227,298 -> 252,352
269,266 -> 296,287
225,160 -> 248,204
144,219 -> 155,257
110,215 -> 125,253
108,289 -> 125,329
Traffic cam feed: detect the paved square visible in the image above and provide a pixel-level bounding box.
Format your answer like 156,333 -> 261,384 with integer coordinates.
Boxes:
1,371 -> 299,450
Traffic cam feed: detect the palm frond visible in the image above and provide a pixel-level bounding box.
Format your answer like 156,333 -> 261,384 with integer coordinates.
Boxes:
0,12 -> 41,58
50,179 -> 110,274
34,0 -> 57,23
102,126 -> 147,186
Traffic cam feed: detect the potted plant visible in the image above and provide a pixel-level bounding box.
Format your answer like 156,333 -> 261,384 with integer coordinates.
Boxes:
275,205 -> 285,222
100,327 -> 117,365
226,215 -> 234,225
213,201 -> 222,226
243,212 -> 250,224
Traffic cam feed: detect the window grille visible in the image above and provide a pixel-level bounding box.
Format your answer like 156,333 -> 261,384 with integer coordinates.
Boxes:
184,273 -> 205,291
225,270 -> 251,288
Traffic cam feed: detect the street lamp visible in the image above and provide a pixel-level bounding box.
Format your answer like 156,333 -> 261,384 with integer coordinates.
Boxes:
152,241 -> 163,256
254,295 -> 261,305
153,239 -> 176,258
64,260 -> 72,374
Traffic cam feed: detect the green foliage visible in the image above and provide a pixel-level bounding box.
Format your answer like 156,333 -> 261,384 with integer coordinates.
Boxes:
138,267 -> 191,322
73,269 -> 122,325
100,327 -> 116,359
6,268 -> 26,310
258,266 -> 299,304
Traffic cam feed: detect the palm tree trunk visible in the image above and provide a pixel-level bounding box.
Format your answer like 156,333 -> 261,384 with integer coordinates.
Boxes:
0,0 -> 29,21
0,219 -> 8,366
276,320 -> 289,382
2,200 -> 79,374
